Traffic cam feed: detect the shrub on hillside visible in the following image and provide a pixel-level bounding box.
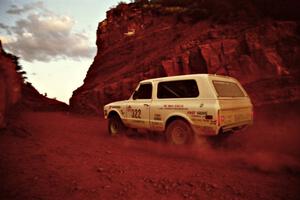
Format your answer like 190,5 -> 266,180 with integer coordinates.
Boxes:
146,0 -> 300,22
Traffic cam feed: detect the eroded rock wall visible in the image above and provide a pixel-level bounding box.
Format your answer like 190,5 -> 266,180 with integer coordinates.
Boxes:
70,2 -> 300,115
0,41 -> 22,128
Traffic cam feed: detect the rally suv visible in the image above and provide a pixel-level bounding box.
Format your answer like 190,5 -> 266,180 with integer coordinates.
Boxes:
104,74 -> 253,144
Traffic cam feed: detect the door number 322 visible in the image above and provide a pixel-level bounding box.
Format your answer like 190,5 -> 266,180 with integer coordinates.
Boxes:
131,109 -> 141,118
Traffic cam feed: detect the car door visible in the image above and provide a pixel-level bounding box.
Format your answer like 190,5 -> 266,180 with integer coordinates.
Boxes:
126,83 -> 152,129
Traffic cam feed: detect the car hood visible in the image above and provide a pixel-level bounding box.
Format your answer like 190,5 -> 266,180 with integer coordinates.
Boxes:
104,100 -> 129,108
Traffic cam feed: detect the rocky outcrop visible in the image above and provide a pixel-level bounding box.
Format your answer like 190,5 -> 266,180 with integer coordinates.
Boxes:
0,41 -> 68,128
70,1 -> 300,115
20,83 -> 69,112
0,41 -> 22,128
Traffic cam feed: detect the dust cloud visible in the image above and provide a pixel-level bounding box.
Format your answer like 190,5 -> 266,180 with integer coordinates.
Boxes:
119,101 -> 300,174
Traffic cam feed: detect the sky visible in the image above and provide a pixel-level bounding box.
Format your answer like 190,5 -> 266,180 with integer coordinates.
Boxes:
0,0 -> 131,103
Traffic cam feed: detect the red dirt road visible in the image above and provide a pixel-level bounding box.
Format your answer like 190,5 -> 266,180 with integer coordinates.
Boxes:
1,103 -> 300,200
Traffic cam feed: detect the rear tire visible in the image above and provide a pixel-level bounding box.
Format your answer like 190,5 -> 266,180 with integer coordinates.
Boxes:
166,120 -> 194,145
108,115 -> 126,136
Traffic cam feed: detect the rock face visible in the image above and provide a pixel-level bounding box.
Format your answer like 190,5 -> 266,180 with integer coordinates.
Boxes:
70,1 -> 300,115
0,41 -> 68,128
0,41 -> 22,128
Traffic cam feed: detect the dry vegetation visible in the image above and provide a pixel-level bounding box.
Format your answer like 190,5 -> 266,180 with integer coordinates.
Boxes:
125,0 -> 300,23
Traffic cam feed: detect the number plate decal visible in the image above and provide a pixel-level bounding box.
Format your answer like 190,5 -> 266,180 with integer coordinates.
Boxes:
131,109 -> 141,119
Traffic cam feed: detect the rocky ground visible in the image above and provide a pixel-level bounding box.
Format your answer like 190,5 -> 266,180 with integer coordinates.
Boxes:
0,102 -> 300,200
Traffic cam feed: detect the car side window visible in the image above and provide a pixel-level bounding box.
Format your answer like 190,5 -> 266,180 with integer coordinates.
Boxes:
133,83 -> 152,99
157,80 -> 199,99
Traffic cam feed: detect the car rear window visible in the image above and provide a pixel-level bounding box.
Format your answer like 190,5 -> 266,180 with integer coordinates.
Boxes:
157,80 -> 199,99
213,81 -> 245,97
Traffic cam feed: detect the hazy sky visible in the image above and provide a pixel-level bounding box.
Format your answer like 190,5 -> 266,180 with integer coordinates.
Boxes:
0,0 -> 131,103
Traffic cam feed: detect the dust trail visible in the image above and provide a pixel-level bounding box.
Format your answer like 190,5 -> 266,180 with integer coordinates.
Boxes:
119,102 -> 300,174
239,151 -> 300,173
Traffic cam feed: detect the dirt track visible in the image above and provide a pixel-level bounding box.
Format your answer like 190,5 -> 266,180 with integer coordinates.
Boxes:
0,103 -> 300,200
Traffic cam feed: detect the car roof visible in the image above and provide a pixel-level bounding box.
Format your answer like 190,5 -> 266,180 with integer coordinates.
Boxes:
139,73 -> 233,83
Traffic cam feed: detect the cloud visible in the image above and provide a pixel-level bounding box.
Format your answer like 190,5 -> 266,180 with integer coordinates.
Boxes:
0,22 -> 12,34
6,1 -> 44,15
2,3 -> 95,62
0,35 -> 14,44
0,23 -> 9,30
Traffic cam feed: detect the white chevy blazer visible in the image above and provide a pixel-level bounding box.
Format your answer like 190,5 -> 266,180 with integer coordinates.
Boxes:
104,74 -> 253,144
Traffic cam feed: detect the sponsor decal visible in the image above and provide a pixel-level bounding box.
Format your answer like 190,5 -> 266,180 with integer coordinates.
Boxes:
126,106 -> 132,112
153,114 -> 162,121
162,104 -> 188,110
151,121 -> 163,129
187,111 -> 196,115
131,109 -> 141,119
187,111 -> 208,118
192,118 -> 211,122
197,111 -> 207,115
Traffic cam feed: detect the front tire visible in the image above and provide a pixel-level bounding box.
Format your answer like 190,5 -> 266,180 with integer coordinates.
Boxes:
166,120 -> 194,145
108,115 -> 126,136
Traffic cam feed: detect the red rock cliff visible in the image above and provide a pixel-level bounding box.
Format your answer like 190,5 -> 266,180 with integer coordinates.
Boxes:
0,41 -> 22,128
0,41 -> 68,128
70,1 -> 300,115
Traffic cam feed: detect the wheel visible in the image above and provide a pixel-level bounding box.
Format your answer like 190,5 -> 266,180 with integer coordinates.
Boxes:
108,115 -> 126,136
165,120 -> 194,145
